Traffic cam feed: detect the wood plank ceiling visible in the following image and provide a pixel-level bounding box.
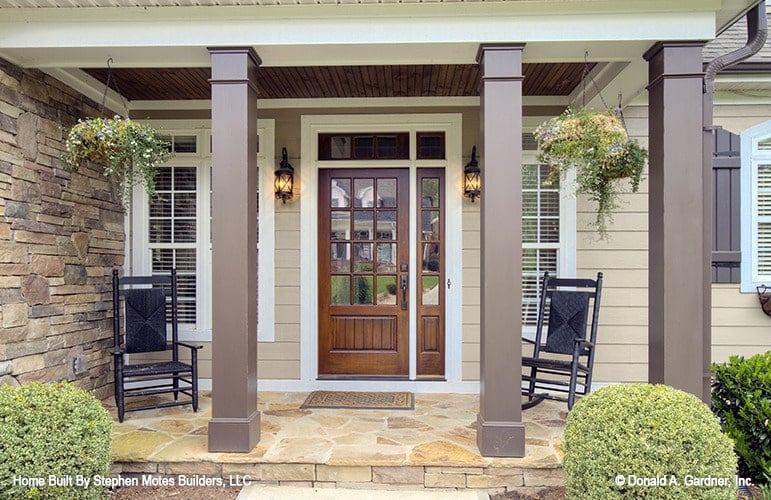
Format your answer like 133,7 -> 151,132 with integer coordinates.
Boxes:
83,63 -> 591,100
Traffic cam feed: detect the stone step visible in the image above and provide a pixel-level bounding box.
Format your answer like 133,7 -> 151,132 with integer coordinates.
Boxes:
237,485 -> 490,499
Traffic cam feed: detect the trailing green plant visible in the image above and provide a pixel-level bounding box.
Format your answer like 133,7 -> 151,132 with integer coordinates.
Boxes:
563,383 -> 737,500
534,106 -> 647,237
0,381 -> 112,499
712,351 -> 771,487
61,115 -> 172,207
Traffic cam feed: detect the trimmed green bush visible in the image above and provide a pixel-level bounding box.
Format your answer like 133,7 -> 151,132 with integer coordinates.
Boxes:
0,381 -> 112,499
712,351 -> 771,486
563,384 -> 737,500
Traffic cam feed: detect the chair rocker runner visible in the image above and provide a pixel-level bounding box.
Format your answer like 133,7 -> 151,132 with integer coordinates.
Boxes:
522,271 -> 603,410
112,269 -> 202,422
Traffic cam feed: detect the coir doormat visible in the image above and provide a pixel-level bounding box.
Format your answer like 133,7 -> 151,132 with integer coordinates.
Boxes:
301,391 -> 414,410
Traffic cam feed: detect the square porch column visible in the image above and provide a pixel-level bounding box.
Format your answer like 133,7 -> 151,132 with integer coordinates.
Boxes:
208,47 -> 261,452
644,42 -> 710,402
476,44 -> 526,457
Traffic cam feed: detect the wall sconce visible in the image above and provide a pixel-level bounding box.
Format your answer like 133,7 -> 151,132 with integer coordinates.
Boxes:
275,147 -> 294,204
464,145 -> 481,203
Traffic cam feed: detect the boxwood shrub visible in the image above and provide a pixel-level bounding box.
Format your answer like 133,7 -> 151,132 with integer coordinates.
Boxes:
0,381 -> 112,499
712,351 -> 771,486
563,383 -> 737,500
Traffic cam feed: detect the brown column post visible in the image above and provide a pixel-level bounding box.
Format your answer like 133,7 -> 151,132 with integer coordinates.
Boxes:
476,44 -> 526,457
207,47 -> 261,452
644,42 -> 708,401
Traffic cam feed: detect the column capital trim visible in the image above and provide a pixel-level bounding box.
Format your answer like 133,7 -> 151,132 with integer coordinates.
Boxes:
476,43 -> 526,64
208,46 -> 263,66
643,41 -> 706,62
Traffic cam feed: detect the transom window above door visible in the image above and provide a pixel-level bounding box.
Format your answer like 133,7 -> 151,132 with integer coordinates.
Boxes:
318,132 -> 445,160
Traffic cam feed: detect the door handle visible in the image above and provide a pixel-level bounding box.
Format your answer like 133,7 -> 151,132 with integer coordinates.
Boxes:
400,275 -> 408,311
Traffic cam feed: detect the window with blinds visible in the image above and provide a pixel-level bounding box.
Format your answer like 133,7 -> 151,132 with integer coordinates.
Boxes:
740,121 -> 771,292
149,164 -> 198,325
756,163 -> 771,279
521,163 -> 561,328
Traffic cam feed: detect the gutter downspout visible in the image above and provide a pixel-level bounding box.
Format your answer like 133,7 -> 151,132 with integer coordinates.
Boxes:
702,2 -> 767,404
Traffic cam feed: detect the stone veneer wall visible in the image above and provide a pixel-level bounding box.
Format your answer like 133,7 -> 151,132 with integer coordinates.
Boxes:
0,57 -> 124,399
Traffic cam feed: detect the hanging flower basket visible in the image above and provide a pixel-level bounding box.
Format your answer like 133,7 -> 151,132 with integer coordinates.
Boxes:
757,285 -> 771,317
534,107 -> 647,236
61,116 -> 172,207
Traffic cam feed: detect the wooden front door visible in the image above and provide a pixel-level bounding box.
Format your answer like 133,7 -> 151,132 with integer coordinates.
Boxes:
318,169 -> 410,376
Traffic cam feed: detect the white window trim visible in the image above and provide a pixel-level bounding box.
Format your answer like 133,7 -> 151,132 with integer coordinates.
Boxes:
741,119 -> 771,292
127,119 -> 276,341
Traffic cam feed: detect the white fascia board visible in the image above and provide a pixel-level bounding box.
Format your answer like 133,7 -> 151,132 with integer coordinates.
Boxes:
0,6 -> 716,55
0,12 -> 717,48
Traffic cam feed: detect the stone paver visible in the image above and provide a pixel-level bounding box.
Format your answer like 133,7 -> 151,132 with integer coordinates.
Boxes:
106,392 -> 565,492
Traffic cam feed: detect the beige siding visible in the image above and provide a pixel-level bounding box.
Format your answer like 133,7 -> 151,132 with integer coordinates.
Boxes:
462,205 -> 481,381
576,105 -> 650,383
261,180 -> 302,379
713,102 -> 771,134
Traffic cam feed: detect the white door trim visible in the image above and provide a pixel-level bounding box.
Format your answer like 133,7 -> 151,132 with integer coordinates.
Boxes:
299,113 -> 464,391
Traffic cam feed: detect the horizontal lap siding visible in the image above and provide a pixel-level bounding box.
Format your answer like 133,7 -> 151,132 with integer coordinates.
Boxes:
577,106 -> 649,384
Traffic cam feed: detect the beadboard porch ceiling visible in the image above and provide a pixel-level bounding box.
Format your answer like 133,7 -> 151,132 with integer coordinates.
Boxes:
82,62 -> 590,100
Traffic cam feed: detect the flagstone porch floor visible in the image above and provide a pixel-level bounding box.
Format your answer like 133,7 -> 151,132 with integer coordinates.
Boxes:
106,392 -> 566,496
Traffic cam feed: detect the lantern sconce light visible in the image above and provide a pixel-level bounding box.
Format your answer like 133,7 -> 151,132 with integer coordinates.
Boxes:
464,145 -> 481,203
275,147 -> 294,204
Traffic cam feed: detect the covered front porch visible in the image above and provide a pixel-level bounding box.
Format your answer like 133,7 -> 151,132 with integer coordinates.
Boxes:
0,0 -> 759,461
107,391 -> 564,495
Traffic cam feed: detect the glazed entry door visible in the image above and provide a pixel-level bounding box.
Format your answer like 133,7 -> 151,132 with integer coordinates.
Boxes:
318,169 -> 409,376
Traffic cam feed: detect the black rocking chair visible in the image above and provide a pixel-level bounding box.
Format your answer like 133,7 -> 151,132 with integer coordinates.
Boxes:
112,269 -> 201,422
522,271 -> 603,410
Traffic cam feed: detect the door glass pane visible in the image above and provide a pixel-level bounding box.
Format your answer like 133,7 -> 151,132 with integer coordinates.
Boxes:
421,178 -> 440,207
422,243 -> 440,272
353,212 -> 373,240
331,243 -> 350,272
353,276 -> 374,304
353,243 -> 373,272
331,276 -> 351,305
354,178 -> 374,207
331,211 -> 350,240
422,210 -> 440,241
422,276 -> 440,305
377,178 -> 397,208
376,243 -> 397,273
377,211 -> 397,240
377,276 -> 397,305
331,179 -> 351,208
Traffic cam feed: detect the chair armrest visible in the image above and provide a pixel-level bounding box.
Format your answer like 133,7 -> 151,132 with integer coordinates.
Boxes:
574,339 -> 595,349
176,341 -> 203,351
